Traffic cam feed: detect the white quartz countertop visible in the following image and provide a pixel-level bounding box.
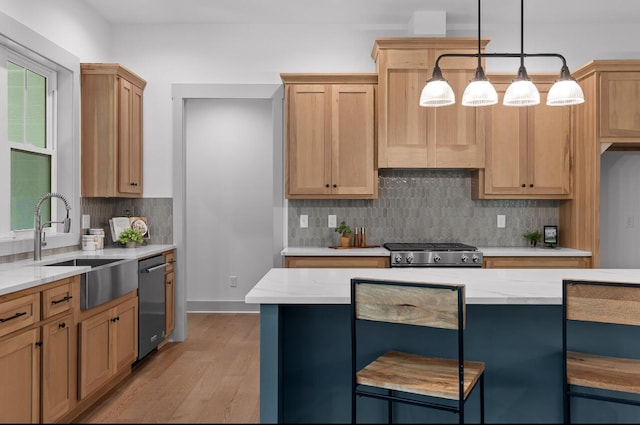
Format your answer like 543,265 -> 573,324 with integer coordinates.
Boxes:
282,246 -> 591,257
281,246 -> 390,256
245,267 -> 637,305
0,244 -> 175,296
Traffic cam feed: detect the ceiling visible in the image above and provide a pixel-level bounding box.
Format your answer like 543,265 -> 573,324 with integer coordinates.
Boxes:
83,0 -> 640,26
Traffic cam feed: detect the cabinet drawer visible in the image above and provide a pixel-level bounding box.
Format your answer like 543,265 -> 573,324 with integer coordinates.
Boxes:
0,293 -> 40,338
42,280 -> 74,319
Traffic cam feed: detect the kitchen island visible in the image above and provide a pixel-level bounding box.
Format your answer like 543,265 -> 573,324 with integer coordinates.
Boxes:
245,268 -> 640,424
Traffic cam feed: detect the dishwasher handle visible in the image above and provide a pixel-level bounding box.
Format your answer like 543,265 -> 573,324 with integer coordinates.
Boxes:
144,263 -> 169,273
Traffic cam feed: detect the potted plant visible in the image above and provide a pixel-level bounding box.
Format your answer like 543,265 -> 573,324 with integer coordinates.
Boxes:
522,230 -> 542,248
335,221 -> 352,247
118,228 -> 144,248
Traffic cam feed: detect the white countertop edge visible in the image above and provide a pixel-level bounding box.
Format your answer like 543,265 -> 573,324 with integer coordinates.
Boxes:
245,268 -> 638,306
281,246 -> 592,257
0,244 -> 176,296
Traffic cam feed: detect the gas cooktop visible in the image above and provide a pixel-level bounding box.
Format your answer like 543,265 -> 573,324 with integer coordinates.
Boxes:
383,242 -> 482,267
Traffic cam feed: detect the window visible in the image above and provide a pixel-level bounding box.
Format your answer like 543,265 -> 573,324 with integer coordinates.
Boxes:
1,51 -> 57,236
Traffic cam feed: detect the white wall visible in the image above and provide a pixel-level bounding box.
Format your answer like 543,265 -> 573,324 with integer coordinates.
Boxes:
600,152 -> 640,268
184,98 -> 274,311
0,0 -> 110,61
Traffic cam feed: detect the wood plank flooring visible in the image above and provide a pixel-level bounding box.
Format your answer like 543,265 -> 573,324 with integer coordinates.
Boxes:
74,313 -> 260,423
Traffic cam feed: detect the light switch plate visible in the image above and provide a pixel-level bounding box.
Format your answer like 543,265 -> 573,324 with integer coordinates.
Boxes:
328,215 -> 337,228
497,214 -> 506,228
300,215 -> 308,228
81,214 -> 91,229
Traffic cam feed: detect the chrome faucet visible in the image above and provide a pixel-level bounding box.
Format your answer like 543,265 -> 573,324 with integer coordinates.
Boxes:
34,192 -> 71,261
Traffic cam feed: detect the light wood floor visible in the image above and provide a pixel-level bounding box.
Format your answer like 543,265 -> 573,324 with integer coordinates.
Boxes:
74,313 -> 260,423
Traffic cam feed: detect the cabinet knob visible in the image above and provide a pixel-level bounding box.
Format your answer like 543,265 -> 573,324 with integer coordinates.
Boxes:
325,184 -> 330,188
111,316 -> 120,323
530,184 -> 534,187
333,184 -> 337,188
521,184 -> 526,187
35,341 -> 43,347
58,322 -> 66,329
130,182 -> 138,186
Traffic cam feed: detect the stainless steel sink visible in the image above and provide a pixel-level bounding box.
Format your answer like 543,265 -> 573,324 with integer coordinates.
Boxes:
44,257 -> 138,310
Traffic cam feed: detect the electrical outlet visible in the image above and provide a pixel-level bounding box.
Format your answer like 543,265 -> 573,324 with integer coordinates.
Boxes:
82,214 -> 91,229
229,276 -> 237,287
328,215 -> 337,228
497,215 -> 506,228
626,215 -> 635,228
300,215 -> 308,228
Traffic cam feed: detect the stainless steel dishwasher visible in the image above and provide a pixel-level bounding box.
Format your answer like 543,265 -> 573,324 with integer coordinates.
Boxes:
138,255 -> 168,361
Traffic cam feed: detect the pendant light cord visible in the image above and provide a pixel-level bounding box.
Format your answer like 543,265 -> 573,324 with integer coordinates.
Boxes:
477,0 -> 482,70
520,0 -> 525,69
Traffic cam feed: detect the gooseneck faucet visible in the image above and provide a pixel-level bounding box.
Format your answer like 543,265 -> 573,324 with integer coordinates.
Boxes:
34,192 -> 71,261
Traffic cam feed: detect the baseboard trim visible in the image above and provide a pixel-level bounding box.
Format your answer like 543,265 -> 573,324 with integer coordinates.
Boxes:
187,300 -> 259,313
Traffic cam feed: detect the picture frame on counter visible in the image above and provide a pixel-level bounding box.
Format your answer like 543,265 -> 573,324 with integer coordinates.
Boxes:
544,225 -> 558,247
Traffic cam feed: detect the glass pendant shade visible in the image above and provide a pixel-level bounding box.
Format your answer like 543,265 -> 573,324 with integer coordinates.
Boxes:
546,67 -> 585,106
461,79 -> 498,106
419,79 -> 455,107
503,78 -> 540,106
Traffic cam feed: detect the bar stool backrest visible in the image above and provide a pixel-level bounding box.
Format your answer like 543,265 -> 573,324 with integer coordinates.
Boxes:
565,279 -> 640,326
353,278 -> 466,330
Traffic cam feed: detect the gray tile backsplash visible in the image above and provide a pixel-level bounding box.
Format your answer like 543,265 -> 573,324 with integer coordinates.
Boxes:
288,169 -> 558,247
81,198 -> 173,246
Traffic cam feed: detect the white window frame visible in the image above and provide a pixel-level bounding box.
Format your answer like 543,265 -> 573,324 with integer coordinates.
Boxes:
0,48 -> 58,240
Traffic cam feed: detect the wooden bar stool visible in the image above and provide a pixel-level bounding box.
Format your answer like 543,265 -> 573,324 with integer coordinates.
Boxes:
563,279 -> 640,423
350,278 -> 485,424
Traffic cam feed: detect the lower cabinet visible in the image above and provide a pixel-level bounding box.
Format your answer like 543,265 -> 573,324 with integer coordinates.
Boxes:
0,328 -> 40,424
41,313 -> 76,423
483,256 -> 591,269
79,296 -> 138,399
284,256 -> 390,268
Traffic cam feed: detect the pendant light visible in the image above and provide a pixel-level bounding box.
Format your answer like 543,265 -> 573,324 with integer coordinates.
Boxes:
420,0 -> 585,108
503,0 -> 539,106
461,0 -> 497,106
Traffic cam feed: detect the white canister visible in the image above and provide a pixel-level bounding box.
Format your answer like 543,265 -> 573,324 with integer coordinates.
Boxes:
88,229 -> 105,249
82,235 -> 97,251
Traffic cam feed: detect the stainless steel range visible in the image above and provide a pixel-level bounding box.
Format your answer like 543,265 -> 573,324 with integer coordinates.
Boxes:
383,242 -> 483,267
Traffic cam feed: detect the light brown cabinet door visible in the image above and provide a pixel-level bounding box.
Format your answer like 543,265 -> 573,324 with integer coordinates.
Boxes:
600,71 -> 640,138
287,84 -> 332,196
483,99 -> 528,195
79,309 -> 113,399
41,314 -> 76,423
118,79 -> 143,195
113,297 -> 138,372
165,271 -> 175,339
377,49 -> 432,168
0,328 -> 40,424
528,98 -> 571,196
331,85 -> 376,196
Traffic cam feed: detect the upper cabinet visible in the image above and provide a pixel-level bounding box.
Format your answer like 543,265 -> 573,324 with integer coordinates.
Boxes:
81,63 -> 146,198
471,74 -> 572,199
371,38 -> 488,169
600,70 -> 640,140
282,74 -> 378,199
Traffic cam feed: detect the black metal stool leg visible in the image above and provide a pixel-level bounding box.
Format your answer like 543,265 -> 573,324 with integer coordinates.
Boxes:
480,373 -> 485,424
388,389 -> 393,423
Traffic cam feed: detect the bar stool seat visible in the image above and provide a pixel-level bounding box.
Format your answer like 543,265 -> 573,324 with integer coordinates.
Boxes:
358,350 -> 485,400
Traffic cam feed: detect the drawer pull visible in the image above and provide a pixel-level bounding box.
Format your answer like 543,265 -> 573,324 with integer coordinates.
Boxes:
51,295 -> 73,305
0,311 -> 27,323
